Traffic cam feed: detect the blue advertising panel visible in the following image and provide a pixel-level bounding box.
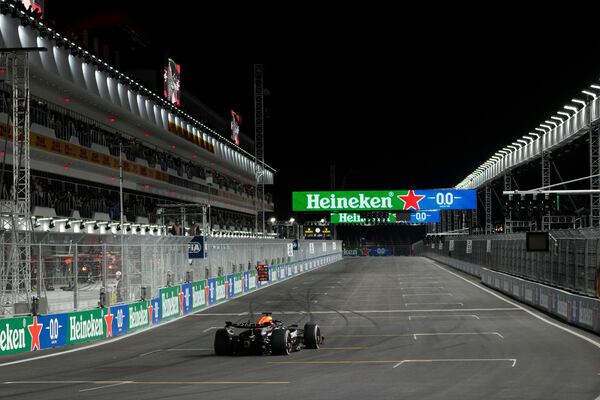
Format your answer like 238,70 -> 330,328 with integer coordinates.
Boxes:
38,313 -> 68,349
243,271 -> 250,292
110,304 -> 129,337
409,210 -> 440,223
227,275 -> 235,299
150,296 -> 161,326
181,283 -> 193,314
207,278 -> 217,305
188,236 -> 206,259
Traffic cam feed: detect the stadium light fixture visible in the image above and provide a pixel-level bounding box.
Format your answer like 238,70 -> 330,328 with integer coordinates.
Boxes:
544,120 -> 558,128
511,142 -> 523,148
540,124 -> 553,131
564,105 -> 579,113
551,116 -> 564,123
572,99 -> 587,107
528,132 -> 540,139
535,127 -> 547,134
506,145 -> 518,151
557,111 -> 572,118
590,84 -> 600,90
522,136 -> 534,142
582,90 -> 597,99
516,139 -> 528,145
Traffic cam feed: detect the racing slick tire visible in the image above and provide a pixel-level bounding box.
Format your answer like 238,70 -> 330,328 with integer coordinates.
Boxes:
271,329 -> 292,355
214,328 -> 234,355
303,323 -> 322,349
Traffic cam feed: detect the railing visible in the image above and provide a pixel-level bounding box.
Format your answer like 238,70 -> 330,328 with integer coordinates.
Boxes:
0,231 -> 342,316
413,229 -> 600,298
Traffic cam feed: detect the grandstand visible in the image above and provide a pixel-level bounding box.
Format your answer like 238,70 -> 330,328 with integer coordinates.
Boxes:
0,1 -> 274,236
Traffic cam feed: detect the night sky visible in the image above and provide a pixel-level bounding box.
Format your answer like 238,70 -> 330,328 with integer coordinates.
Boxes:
42,4 -> 600,220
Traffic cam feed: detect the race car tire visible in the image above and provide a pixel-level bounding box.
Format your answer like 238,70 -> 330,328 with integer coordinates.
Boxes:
214,328 -> 234,355
303,323 -> 322,349
271,329 -> 292,355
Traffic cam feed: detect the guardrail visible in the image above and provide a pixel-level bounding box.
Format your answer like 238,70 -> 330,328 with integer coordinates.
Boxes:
0,252 -> 342,356
413,230 -> 600,298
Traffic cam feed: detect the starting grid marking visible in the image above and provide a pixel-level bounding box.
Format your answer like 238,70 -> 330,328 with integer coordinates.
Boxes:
268,358 -> 517,368
332,332 -> 504,339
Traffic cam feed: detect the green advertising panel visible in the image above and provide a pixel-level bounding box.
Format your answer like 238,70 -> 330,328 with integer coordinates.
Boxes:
234,273 -> 243,295
0,316 -> 32,355
293,190 -> 476,211
192,280 -> 206,310
160,285 -> 181,321
249,270 -> 257,291
216,276 -> 226,302
67,308 -> 105,345
128,300 -> 150,332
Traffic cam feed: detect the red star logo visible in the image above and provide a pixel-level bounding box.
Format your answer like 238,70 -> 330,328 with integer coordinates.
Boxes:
28,315 -> 43,351
225,280 -> 229,299
398,190 -> 426,210
147,304 -> 153,326
104,308 -> 114,337
361,247 -> 370,256
179,291 -> 184,315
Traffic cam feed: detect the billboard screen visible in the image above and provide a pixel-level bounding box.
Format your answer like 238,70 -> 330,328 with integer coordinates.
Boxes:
163,59 -> 181,106
294,190 -> 476,212
230,110 -> 240,145
331,211 -> 440,224
303,225 -> 332,239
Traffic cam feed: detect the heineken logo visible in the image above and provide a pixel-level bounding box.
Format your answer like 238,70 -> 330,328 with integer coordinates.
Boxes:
70,314 -> 103,341
216,283 -> 226,300
162,293 -> 179,318
193,285 -> 205,307
234,279 -> 242,294
0,321 -> 26,352
306,193 -> 392,210
249,276 -> 256,290
130,306 -> 149,329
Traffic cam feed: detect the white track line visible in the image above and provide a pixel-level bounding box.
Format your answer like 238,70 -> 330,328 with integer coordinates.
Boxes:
409,314 -> 479,320
79,381 -> 132,392
139,349 -> 162,357
392,358 -> 517,368
402,293 -> 453,297
202,327 -> 220,333
405,302 -> 464,306
426,259 -> 600,350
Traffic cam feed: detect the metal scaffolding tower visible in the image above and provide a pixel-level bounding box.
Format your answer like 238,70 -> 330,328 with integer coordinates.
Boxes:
542,151 -> 551,231
0,50 -> 39,314
485,185 -> 492,234
504,172 -> 512,233
590,123 -> 600,228
253,64 -> 265,234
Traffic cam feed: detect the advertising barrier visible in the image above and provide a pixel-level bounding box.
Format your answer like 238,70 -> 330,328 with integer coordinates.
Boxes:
0,252 -> 343,357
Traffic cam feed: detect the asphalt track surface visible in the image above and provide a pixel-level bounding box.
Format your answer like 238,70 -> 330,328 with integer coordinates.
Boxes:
1,256 -> 600,399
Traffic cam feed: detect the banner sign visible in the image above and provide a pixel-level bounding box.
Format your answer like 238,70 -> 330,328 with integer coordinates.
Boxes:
150,296 -> 161,326
160,286 -> 181,321
243,271 -> 250,292
331,210 -> 440,224
248,270 -> 257,291
108,304 -> 129,337
234,273 -> 243,296
207,278 -> 218,305
180,283 -> 193,315
128,301 -> 150,332
191,280 -> 206,310
227,274 -> 235,299
188,236 -> 206,259
294,190 -> 476,211
38,313 -> 68,350
215,277 -> 227,302
67,309 -> 105,345
0,316 -> 32,354
257,264 -> 269,282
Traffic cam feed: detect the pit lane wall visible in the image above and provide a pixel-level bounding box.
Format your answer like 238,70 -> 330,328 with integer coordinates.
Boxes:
414,244 -> 600,335
0,252 -> 342,356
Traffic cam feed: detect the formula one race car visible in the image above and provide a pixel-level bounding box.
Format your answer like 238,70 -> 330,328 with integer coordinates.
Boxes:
214,313 -> 323,356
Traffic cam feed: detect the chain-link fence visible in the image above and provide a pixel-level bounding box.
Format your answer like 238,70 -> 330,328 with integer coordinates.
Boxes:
413,229 -> 600,298
0,231 -> 341,315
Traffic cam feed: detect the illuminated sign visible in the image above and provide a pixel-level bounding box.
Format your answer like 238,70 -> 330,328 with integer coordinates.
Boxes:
22,0 -> 43,16
293,190 -> 476,211
330,210 -> 440,224
163,59 -> 181,106
303,225 -> 332,239
230,110 -> 241,145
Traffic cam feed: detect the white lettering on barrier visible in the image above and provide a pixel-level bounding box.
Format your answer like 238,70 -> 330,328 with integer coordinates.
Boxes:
0,323 -> 25,352
130,307 -> 149,329
216,284 -> 226,301
69,315 -> 103,341
557,300 -> 568,318
234,279 -> 242,294
579,304 -> 593,326
540,293 -> 549,309
193,286 -> 205,308
161,294 -> 179,318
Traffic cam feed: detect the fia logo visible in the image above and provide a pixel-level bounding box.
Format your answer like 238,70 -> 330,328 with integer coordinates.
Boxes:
116,309 -> 125,329
188,242 -> 202,253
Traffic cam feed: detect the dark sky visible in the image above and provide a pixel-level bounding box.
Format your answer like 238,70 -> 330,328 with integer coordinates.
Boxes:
43,3 -> 600,219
